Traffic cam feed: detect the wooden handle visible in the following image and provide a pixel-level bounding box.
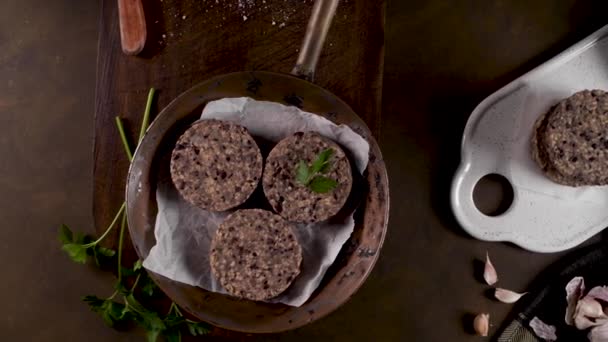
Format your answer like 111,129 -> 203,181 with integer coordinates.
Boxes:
292,0 -> 339,82
117,0 -> 146,55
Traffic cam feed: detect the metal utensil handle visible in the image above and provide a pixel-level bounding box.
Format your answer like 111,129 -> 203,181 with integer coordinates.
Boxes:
291,0 -> 339,82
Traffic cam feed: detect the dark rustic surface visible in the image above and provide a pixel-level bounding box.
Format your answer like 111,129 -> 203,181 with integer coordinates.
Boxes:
3,0 -> 608,340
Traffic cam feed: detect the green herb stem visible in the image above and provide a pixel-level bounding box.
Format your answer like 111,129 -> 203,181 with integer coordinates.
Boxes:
171,302 -> 183,317
115,117 -> 133,162
116,209 -> 128,282
107,290 -> 119,301
67,87 -> 177,339
131,273 -> 142,292
114,88 -> 155,289
83,202 -> 126,248
138,88 -> 155,143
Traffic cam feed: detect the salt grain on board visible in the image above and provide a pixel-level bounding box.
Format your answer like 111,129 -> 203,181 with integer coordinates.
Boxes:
165,0 -> 319,34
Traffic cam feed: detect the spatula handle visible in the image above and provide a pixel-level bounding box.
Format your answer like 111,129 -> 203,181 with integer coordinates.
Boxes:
117,0 -> 147,55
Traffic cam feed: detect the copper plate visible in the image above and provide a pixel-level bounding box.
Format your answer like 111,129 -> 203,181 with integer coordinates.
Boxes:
125,71 -> 389,333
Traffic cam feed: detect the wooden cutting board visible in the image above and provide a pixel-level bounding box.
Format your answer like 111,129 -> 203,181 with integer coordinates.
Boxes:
94,0 -> 384,242
93,0 -> 384,333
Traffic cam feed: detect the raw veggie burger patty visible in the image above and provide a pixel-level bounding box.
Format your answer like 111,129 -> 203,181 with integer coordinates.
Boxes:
210,209 -> 302,301
263,132 -> 352,223
170,119 -> 263,211
532,90 -> 608,186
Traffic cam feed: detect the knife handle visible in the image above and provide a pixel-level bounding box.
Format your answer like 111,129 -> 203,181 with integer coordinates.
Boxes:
117,0 -> 147,55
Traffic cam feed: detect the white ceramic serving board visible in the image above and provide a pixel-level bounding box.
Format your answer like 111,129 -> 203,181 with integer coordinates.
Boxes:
451,24 -> 608,253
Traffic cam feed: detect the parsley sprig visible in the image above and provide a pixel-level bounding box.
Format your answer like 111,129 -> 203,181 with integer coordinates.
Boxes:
59,88 -> 211,341
296,148 -> 339,193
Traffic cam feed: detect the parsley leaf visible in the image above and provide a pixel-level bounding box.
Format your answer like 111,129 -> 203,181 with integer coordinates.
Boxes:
59,227 -> 95,264
186,320 -> 211,336
62,243 -> 88,264
140,274 -> 159,297
294,148 -> 339,193
114,279 -> 130,296
124,294 -> 165,333
82,295 -> 105,309
133,259 -> 143,271
120,266 -> 137,277
163,329 -> 181,342
146,330 -> 161,342
124,294 -> 150,315
75,232 -> 90,245
97,246 -> 116,257
89,245 -> 116,268
163,303 -> 211,338
309,176 -> 339,193
58,224 -> 73,244
163,312 -> 185,328
296,161 -> 310,184
83,295 -> 128,328
318,161 -> 332,174
311,148 -> 333,174
125,293 -> 165,331
58,203 -> 124,266
161,307 -> 185,342
118,260 -> 142,282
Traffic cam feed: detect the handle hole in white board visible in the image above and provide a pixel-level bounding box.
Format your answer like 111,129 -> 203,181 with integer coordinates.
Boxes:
473,173 -> 514,217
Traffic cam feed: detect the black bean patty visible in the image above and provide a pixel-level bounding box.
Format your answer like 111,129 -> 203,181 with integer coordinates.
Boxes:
210,209 -> 302,301
263,132 -> 352,223
532,90 -> 608,186
170,120 -> 263,211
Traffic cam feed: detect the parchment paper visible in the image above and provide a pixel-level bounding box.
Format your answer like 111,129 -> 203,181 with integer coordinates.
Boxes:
143,97 -> 369,307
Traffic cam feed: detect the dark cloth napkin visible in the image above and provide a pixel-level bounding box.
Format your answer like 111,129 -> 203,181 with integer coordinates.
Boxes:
497,243 -> 608,342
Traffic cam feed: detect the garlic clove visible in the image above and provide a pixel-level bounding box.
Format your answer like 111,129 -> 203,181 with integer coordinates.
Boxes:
589,323 -> 608,342
484,252 -> 498,286
574,297 -> 608,330
565,276 -> 586,325
529,316 -> 557,341
473,313 -> 489,337
495,288 -> 527,304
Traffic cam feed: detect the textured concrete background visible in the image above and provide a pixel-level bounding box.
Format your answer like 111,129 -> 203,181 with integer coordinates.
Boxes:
1,0 -> 608,340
